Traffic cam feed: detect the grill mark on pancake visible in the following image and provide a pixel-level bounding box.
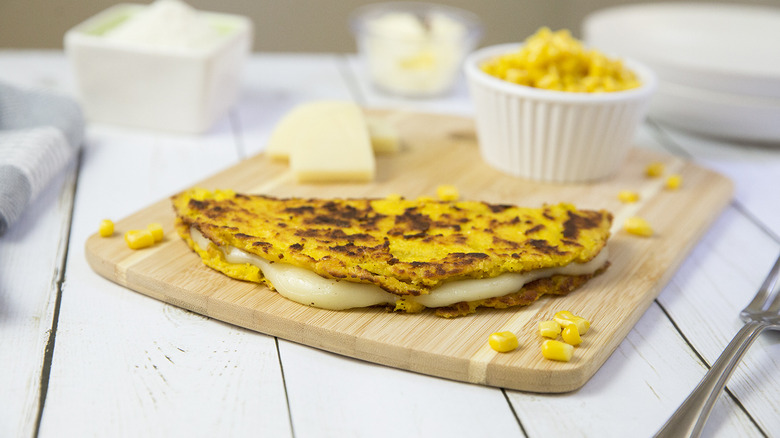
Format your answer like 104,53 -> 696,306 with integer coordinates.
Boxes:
305,215 -> 351,228
395,209 -> 432,232
492,236 -> 521,249
487,204 -> 513,213
252,241 -> 272,250
283,205 -> 315,215
564,210 -> 603,240
528,239 -> 569,256
295,228 -> 378,243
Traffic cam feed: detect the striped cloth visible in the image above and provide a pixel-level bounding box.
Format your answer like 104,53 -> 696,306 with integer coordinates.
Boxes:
0,82 -> 84,236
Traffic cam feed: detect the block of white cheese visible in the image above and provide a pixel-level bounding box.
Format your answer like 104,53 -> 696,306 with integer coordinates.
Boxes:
366,118 -> 400,154
266,102 -> 399,160
283,101 -> 376,183
265,104 -> 309,160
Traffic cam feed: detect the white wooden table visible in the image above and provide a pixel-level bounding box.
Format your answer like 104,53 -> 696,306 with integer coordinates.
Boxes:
2,51 -> 779,438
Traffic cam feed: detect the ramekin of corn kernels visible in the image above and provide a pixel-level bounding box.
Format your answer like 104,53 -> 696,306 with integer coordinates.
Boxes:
464,28 -> 656,183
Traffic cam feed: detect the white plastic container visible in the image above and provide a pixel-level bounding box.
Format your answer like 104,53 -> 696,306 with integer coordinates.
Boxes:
65,2 -> 252,134
350,2 -> 482,98
464,43 -> 656,183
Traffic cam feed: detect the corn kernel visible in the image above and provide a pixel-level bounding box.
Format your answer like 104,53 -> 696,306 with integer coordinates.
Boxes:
618,190 -> 640,203
553,310 -> 590,335
666,174 -> 682,190
124,229 -> 155,250
147,223 -> 164,243
436,184 -> 460,201
488,331 -> 519,353
542,339 -> 574,362
539,320 -> 561,338
561,325 -> 582,346
645,162 -> 665,177
479,27 -> 640,92
624,216 -> 654,237
99,219 -> 114,237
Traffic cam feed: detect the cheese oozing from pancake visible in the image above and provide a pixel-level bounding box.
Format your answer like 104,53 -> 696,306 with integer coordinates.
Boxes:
191,227 -> 608,310
173,189 -> 613,315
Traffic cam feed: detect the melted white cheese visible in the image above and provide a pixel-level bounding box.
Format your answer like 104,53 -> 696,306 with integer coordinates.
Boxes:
190,228 -> 608,310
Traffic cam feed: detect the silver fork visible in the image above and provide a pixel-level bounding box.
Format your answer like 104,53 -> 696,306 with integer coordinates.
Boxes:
655,252 -> 780,438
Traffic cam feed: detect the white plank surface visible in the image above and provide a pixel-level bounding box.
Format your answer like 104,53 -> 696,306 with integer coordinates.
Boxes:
651,124 -> 780,239
0,51 -> 79,438
280,342 -> 523,438
0,168 -> 76,438
657,205 -> 780,436
35,67 -> 291,435
1,50 -> 778,438
508,303 -> 760,437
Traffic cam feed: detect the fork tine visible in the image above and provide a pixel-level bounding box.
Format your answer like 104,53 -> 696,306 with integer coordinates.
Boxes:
743,252 -> 780,314
766,270 -> 780,313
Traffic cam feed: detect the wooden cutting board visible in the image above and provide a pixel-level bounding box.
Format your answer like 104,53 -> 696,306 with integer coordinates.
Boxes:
85,110 -> 733,393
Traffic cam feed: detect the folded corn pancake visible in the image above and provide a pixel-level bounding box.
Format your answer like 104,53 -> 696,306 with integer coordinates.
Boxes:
172,188 -> 612,317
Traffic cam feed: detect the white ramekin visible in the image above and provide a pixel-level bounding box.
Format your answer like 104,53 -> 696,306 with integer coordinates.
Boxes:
464,43 -> 657,183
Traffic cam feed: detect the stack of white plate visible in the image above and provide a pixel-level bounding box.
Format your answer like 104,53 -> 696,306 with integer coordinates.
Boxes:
583,3 -> 780,143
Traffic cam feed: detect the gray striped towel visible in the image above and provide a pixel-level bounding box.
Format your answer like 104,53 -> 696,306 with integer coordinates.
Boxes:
0,82 -> 84,236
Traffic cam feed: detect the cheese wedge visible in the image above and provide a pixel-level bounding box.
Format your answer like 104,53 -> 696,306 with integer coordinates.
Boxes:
266,101 -> 399,160
265,101 -> 375,182
366,118 -> 400,154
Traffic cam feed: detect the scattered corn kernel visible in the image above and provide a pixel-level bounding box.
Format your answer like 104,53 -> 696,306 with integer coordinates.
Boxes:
539,320 -> 561,338
645,162 -> 665,177
147,223 -> 164,242
124,229 -> 155,250
624,216 -> 654,237
542,339 -> 574,362
617,190 -> 640,203
99,219 -> 114,237
561,325 -> 582,346
480,27 -> 641,93
553,310 -> 590,335
666,174 -> 682,190
488,331 -> 519,353
436,184 -> 460,201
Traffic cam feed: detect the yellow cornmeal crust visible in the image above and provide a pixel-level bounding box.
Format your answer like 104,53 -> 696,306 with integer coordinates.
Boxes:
173,188 -> 612,303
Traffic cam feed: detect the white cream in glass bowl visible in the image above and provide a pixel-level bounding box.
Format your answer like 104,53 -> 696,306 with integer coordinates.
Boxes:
464,43 -> 656,183
350,2 -> 482,98
65,0 -> 252,134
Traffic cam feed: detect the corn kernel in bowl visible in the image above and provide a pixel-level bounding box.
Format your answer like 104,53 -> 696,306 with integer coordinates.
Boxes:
480,27 -> 640,93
